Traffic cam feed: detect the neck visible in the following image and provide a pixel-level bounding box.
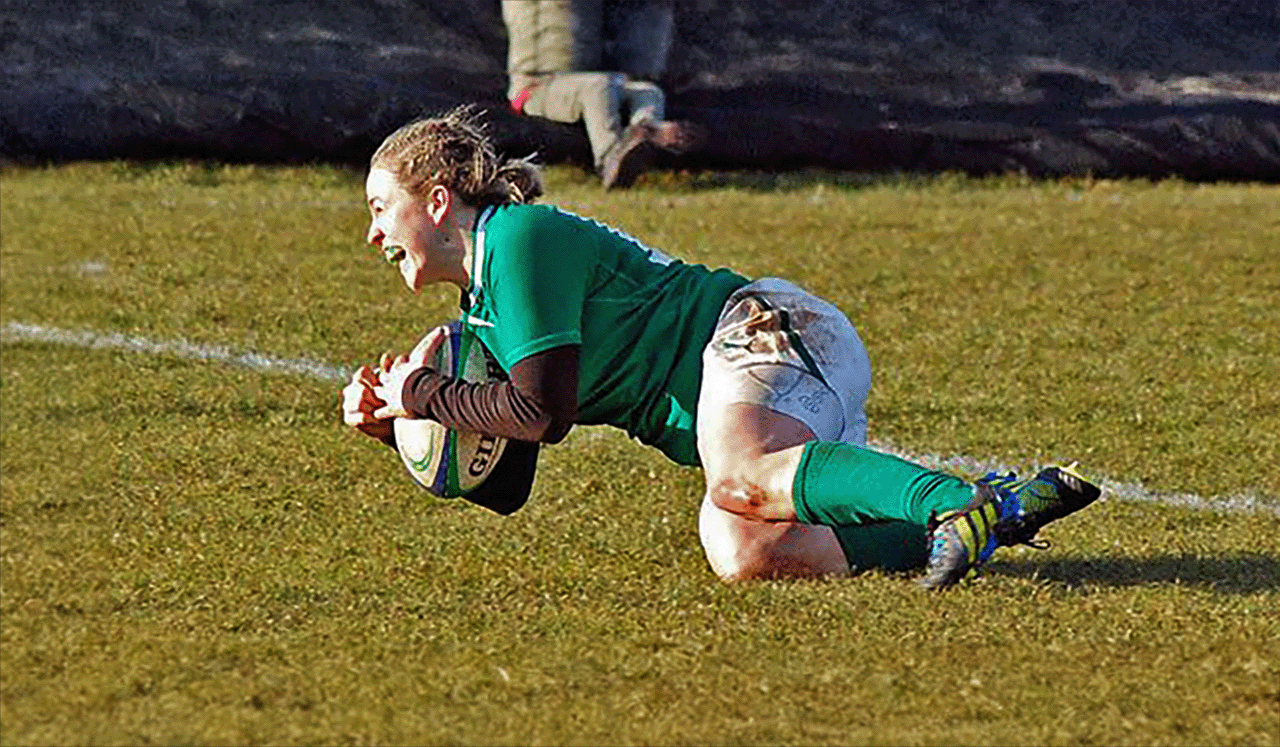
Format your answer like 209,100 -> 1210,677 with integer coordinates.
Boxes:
442,202 -> 480,290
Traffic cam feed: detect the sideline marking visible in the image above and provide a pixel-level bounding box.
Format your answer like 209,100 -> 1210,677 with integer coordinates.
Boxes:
880,443 -> 1280,517
5,321 -> 1277,515
1,321 -> 349,382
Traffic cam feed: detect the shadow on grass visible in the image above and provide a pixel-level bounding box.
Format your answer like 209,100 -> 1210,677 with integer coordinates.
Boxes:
991,552 -> 1280,594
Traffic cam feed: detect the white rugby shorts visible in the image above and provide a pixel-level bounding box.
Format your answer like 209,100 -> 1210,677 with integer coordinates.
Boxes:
697,277 -> 871,445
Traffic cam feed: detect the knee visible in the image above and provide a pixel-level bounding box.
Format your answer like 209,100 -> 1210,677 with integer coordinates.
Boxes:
703,539 -> 800,583
711,557 -> 770,583
706,474 -> 771,520
700,531 -> 773,582
698,493 -> 783,582
706,464 -> 798,522
623,81 -> 665,122
578,73 -> 623,108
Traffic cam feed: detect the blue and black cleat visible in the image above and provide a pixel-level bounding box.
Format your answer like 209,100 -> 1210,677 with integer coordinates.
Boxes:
919,464 -> 1101,591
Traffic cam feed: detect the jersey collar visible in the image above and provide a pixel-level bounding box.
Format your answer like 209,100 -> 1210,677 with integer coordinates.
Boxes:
464,205 -> 498,312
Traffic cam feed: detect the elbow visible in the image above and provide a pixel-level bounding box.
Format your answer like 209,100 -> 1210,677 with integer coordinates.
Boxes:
531,401 -> 576,444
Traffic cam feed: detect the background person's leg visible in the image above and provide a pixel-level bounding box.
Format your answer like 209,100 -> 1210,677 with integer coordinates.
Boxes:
523,72 -> 624,168
621,79 -> 665,125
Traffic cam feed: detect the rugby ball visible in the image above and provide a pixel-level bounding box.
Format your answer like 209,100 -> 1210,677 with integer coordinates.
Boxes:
393,320 -> 507,497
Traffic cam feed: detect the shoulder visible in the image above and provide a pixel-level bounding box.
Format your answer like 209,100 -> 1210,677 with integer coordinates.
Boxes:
484,204 -> 599,254
487,203 -> 579,234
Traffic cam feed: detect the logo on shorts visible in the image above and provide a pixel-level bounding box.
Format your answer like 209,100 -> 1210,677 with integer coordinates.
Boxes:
797,389 -> 827,414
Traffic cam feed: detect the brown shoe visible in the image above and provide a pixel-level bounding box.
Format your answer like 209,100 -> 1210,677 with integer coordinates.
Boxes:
600,123 -> 658,190
649,120 -> 705,154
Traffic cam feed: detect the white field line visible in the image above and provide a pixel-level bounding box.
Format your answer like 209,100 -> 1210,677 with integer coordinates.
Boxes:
1,321 -> 349,383
879,443 -> 1280,518
4,321 -> 1278,516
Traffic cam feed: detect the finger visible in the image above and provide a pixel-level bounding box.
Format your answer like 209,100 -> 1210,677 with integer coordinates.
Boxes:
343,408 -> 373,427
343,382 -> 385,418
380,350 -> 409,369
360,387 -> 387,410
341,383 -> 365,410
416,326 -> 448,363
355,364 -> 380,387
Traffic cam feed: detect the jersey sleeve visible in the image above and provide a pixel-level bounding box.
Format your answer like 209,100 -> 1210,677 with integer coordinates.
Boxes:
479,207 -> 595,371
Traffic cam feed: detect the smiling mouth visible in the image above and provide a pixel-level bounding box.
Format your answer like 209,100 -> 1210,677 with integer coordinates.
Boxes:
383,246 -> 407,265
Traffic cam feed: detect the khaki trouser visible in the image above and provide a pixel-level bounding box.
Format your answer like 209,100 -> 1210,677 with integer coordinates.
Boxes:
521,73 -> 665,167
503,0 -> 674,89
503,0 -> 675,166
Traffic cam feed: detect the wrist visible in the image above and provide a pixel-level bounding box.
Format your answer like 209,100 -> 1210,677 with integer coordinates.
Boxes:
402,366 -> 442,419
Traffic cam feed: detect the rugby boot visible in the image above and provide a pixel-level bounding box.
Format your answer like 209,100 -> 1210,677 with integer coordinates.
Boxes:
989,464 -> 1101,549
918,482 -> 1005,591
918,464 -> 1101,590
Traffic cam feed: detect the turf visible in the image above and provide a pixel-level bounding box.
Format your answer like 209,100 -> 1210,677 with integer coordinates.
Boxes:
1,162 -> 1277,746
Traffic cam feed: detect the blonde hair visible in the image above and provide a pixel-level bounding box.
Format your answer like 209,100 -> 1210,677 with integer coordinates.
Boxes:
370,105 -> 543,207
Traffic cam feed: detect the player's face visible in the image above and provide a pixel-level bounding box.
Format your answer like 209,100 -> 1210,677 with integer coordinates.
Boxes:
365,168 -> 451,293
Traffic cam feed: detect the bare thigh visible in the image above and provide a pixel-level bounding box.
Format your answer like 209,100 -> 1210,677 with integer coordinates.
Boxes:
693,280 -> 872,580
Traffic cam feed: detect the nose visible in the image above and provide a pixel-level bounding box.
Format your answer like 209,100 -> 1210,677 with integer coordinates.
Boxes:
367,220 -> 383,246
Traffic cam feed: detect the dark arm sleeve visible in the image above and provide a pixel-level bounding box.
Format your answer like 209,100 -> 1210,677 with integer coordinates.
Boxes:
400,344 -> 579,444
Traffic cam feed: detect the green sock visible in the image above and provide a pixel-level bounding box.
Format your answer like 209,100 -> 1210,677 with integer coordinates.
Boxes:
832,520 -> 929,572
792,441 -> 975,527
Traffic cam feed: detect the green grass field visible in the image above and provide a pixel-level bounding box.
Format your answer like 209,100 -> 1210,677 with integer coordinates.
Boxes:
2,162 -> 1277,746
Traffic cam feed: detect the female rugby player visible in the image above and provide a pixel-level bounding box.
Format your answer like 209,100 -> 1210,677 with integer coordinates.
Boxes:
341,106 -> 1100,589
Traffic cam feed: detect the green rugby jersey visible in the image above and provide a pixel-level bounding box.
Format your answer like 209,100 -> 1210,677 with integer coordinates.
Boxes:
462,203 -> 748,466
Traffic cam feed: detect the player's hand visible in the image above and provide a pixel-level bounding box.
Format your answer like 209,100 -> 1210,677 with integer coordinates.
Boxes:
342,364 -> 394,442
371,348 -> 432,421
371,326 -> 447,420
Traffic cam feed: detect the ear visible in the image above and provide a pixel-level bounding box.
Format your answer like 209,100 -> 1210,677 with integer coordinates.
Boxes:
427,184 -> 451,226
